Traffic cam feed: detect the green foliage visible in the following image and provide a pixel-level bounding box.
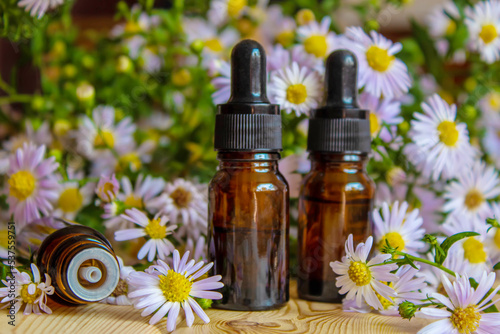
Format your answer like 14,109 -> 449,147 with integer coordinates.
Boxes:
434,232 -> 480,265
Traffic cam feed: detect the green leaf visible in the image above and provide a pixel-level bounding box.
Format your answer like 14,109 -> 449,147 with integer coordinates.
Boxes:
494,262 -> 500,270
435,232 -> 480,265
410,20 -> 444,83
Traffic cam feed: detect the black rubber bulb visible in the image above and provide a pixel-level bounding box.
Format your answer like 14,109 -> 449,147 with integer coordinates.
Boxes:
227,39 -> 270,105
324,50 -> 359,110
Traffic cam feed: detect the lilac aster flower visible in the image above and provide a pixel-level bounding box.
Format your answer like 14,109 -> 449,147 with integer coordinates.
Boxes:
115,208 -> 177,262
127,250 -> 223,332
417,272 -> 500,334
7,143 -> 59,226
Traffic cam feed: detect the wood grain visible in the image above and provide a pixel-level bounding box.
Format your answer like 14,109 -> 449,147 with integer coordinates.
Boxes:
2,281 -> 435,334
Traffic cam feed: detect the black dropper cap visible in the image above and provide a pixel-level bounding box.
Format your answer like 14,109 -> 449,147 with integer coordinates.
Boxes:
307,50 -> 371,153
214,39 -> 282,151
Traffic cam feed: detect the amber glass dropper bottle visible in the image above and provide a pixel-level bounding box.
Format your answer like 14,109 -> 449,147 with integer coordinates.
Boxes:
297,50 -> 375,303
208,39 -> 289,311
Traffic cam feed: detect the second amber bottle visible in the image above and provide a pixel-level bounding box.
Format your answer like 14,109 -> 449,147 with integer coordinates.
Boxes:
297,50 -> 375,303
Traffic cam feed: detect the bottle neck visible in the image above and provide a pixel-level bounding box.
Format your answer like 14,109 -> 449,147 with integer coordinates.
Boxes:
309,152 -> 368,171
217,151 -> 280,169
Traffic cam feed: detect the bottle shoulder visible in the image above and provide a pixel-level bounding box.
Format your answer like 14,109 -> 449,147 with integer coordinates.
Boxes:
300,168 -> 375,198
210,167 -> 289,193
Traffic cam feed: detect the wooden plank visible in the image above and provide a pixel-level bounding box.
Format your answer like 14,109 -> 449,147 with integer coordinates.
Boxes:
2,281 -> 436,333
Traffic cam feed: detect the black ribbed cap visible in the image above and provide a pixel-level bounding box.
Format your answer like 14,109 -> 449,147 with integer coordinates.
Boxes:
214,39 -> 282,151
307,50 -> 371,153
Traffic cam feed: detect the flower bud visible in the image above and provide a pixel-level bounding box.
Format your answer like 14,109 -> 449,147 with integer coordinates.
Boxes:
398,301 -> 417,320
296,9 -> 315,26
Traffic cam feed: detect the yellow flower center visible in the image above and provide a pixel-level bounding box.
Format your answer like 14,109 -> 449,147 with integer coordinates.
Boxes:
9,171 -> 36,201
446,20 -> 457,36
172,69 -> 192,87
366,46 -> 395,72
124,21 -> 142,34
124,195 -> 144,209
437,120 -> 459,147
494,229 -> 500,249
58,188 -> 84,213
451,306 -> 481,334
227,0 -> 247,18
158,270 -> 193,303
94,129 -> 115,148
463,237 -> 487,264
276,30 -> 295,47
296,9 -> 315,26
54,119 -> 72,137
348,261 -> 372,286
0,229 -> 8,250
369,113 -> 381,136
118,152 -> 142,172
205,38 -> 223,52
98,181 -> 117,202
20,285 -> 42,304
488,93 -> 500,110
170,187 -> 192,209
286,84 -> 308,105
304,35 -> 328,58
379,231 -> 405,251
479,24 -> 498,44
464,189 -> 484,211
144,218 -> 167,239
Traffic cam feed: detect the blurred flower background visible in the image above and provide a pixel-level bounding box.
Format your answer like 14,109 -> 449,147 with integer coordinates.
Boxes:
1,0 -> 500,326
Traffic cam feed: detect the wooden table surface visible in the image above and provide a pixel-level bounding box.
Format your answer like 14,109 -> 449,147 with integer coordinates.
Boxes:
2,281 -> 436,334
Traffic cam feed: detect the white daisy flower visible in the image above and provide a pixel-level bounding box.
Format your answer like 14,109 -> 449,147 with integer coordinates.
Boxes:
148,179 -> 208,239
186,236 -> 208,262
479,90 -> 500,120
259,5 -> 296,47
408,94 -> 477,181
373,201 -> 426,256
183,18 -> 239,61
208,0 -> 248,26
441,214 -> 493,281
343,265 -> 427,316
103,174 -> 165,230
17,0 -> 64,19
443,161 -> 500,225
76,105 -> 136,159
465,0 -> 500,64
53,169 -> 94,220
483,122 -> 500,169
127,250 -> 223,332
101,257 -> 135,306
486,202 -> 500,262
417,272 -> 500,334
211,60 -> 232,105
7,143 -> 59,226
139,47 -> 165,73
269,62 -> 322,116
89,140 -> 156,176
330,234 -> 398,310
0,264 -> 54,315
427,1 -> 460,38
296,17 -> 337,59
96,174 -> 120,203
115,208 -> 177,262
358,92 -> 402,142
2,120 -> 52,155
344,27 -> 411,99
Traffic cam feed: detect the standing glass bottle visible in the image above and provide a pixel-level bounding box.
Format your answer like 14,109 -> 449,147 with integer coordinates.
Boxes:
208,39 -> 289,311
297,50 -> 375,303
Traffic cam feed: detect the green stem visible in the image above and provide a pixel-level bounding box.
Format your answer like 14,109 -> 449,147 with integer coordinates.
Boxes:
0,95 -> 33,105
393,251 -> 456,277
